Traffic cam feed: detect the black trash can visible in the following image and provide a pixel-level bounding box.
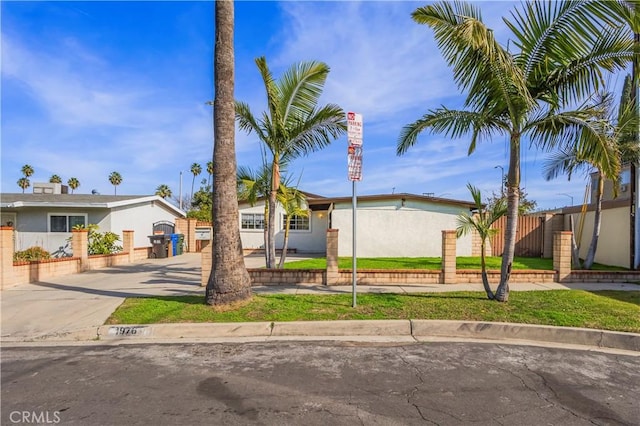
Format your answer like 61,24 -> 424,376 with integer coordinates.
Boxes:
149,235 -> 169,258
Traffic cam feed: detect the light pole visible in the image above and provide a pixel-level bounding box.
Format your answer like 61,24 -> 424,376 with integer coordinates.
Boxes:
558,193 -> 573,206
494,165 -> 504,197
179,171 -> 183,210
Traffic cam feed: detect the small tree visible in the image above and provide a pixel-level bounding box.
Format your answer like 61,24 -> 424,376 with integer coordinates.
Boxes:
73,224 -> 122,255
190,163 -> 202,203
68,177 -> 80,194
21,164 -> 34,178
155,184 -> 172,199
277,186 -> 308,268
456,183 -> 507,300
108,171 -> 122,195
17,177 -> 30,193
207,161 -> 214,186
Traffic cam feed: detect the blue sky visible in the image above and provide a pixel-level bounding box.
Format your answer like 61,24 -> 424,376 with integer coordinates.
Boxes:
1,1 -> 629,210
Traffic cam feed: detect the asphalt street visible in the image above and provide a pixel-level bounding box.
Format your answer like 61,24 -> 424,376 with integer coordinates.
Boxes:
2,341 -> 639,425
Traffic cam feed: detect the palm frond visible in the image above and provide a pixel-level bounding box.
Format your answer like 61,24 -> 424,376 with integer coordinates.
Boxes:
542,147 -> 585,181
397,108 -> 506,156
285,104 -> 346,158
278,61 -> 330,126
235,101 -> 269,144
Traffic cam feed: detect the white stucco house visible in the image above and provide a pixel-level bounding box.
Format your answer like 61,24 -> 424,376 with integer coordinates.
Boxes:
1,186 -> 185,256
239,192 -> 477,257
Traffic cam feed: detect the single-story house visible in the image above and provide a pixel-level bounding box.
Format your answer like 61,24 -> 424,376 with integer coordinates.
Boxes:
1,186 -> 185,256
239,192 -> 477,257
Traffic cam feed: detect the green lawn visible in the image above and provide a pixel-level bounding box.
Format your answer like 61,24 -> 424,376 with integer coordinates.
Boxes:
282,256 -> 626,271
106,290 -> 640,333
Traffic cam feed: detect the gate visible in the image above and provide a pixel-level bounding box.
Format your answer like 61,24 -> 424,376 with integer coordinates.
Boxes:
152,220 -> 175,235
490,216 -> 545,257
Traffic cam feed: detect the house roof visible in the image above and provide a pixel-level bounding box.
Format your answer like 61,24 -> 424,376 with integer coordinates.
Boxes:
0,193 -> 186,217
239,191 -> 477,210
307,193 -> 477,210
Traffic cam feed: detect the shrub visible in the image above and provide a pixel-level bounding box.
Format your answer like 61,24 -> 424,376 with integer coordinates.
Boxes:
72,224 -> 123,255
14,246 -> 51,262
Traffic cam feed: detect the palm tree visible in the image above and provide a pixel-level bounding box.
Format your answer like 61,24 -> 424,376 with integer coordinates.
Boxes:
190,163 -> 202,202
67,177 -> 80,194
49,174 -> 62,184
238,164 -> 272,266
207,161 -> 214,187
544,82 -> 640,269
456,183 -> 507,300
277,186 -> 309,268
17,177 -> 30,193
205,0 -> 252,306
108,171 -> 122,195
21,164 -> 34,179
397,1 -> 631,301
155,184 -> 172,199
237,164 -> 299,267
236,56 -> 347,268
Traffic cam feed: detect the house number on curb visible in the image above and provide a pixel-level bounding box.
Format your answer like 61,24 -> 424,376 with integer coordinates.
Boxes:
107,326 -> 150,337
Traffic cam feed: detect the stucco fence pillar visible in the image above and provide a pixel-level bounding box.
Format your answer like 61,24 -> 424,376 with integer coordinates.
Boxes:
122,230 -> 135,264
553,231 -> 573,283
325,229 -> 339,285
71,229 -> 89,271
175,217 -> 199,253
1,226 -> 16,289
442,230 -> 456,284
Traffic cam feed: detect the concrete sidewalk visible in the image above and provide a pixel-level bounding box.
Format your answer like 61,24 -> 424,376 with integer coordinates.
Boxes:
1,253 -> 639,353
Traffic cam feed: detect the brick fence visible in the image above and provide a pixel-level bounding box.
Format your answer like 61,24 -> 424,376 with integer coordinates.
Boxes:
201,229 -> 640,286
1,227 -> 151,289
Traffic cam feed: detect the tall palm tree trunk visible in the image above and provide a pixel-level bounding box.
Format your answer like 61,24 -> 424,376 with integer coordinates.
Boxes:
263,203 -> 270,267
480,241 -> 495,300
206,0 -> 251,305
495,136 -> 521,302
583,174 -> 604,269
266,160 -> 280,268
278,217 -> 291,269
267,190 -> 277,268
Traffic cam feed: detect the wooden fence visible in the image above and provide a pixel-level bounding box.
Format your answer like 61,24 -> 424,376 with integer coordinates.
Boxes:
490,216 -> 545,257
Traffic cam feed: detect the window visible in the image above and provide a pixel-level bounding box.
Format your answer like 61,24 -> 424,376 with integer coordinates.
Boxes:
48,214 -> 87,232
283,214 -> 310,231
241,213 -> 264,230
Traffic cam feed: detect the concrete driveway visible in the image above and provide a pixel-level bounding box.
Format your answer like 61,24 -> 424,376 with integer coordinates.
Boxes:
0,252 -> 321,340
1,254 -> 205,340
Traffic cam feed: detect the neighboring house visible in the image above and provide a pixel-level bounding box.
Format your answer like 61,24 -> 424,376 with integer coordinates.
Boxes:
1,186 -> 185,256
590,163 -> 632,203
239,192 -> 477,257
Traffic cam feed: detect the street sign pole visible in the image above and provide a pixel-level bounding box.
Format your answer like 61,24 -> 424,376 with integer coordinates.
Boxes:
352,179 -> 357,307
346,111 -> 363,308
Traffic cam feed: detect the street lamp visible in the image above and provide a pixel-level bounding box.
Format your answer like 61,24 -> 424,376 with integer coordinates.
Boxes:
179,171 -> 183,210
558,193 -> 573,206
494,165 -> 504,197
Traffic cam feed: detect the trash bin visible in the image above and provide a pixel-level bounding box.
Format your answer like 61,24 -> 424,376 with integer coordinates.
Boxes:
149,235 -> 169,258
170,234 -> 179,256
177,234 -> 185,255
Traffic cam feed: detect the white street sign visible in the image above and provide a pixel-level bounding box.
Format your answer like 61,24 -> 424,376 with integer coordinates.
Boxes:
347,111 -> 363,146
348,144 -> 363,181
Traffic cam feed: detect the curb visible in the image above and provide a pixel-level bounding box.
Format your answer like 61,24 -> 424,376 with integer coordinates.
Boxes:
410,320 -> 640,352
3,321 -> 638,353
73,320 -> 640,353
